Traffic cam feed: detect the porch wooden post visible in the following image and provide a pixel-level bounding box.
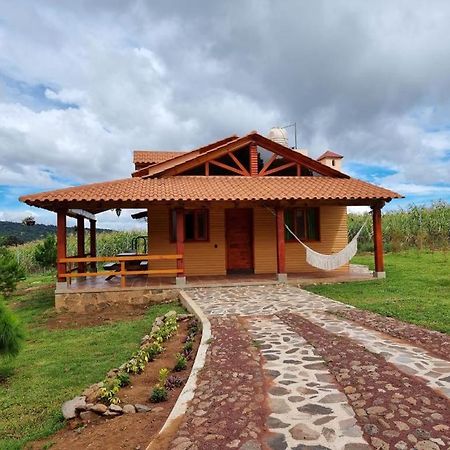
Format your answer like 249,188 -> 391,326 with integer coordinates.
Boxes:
250,142 -> 258,176
372,203 -> 385,278
77,216 -> 85,273
89,219 -> 97,272
56,211 -> 67,282
276,207 -> 287,281
176,208 -> 185,284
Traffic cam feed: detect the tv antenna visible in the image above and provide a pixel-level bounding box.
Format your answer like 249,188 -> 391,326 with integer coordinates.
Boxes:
281,122 -> 298,148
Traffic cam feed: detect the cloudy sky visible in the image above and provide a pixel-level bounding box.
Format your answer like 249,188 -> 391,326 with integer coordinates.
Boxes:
1,0 -> 449,229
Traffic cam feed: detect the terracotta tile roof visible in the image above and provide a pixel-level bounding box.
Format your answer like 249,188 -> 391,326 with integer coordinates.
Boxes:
20,176 -> 403,208
133,151 -> 185,164
318,150 -> 343,160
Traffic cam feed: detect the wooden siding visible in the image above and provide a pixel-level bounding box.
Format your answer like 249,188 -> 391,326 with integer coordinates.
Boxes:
148,205 -> 226,276
285,205 -> 349,273
148,203 -> 348,276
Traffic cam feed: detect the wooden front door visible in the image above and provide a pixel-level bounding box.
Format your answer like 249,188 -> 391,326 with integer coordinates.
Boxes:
225,208 -> 254,274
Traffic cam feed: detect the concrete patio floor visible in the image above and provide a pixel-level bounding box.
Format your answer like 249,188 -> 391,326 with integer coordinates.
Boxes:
167,285 -> 450,450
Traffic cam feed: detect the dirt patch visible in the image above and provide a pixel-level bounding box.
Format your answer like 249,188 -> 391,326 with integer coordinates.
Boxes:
46,303 -> 164,329
29,320 -> 200,450
333,308 -> 450,361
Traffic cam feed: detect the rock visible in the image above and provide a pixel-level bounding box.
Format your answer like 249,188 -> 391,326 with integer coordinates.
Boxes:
414,441 -> 440,450
366,406 -> 386,415
394,442 -> 408,450
152,406 -> 164,413
90,403 -> 108,414
79,411 -> 97,422
297,403 -> 333,415
135,403 -> 151,413
140,334 -> 150,344
177,313 -> 194,320
164,310 -> 177,319
108,404 -> 123,414
62,396 -> 86,420
371,437 -> 389,450
414,429 -> 431,439
82,382 -> 104,403
106,369 -> 119,378
363,423 -> 379,435
103,410 -> 120,417
344,386 -> 357,394
122,404 -> 136,414
289,424 -> 320,440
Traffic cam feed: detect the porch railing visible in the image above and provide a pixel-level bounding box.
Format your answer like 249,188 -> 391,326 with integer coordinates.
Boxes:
58,254 -> 183,288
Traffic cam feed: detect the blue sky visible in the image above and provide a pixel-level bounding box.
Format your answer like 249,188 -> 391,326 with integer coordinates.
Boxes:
1,1 -> 450,229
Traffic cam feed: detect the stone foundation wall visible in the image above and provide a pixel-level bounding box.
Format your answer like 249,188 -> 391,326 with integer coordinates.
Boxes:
55,288 -> 179,313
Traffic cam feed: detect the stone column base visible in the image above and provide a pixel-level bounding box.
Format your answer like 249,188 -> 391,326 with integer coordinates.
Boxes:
176,276 -> 187,287
277,273 -> 288,283
374,271 -> 386,279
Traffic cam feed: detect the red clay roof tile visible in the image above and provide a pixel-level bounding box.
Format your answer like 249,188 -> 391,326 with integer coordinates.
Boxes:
20,176 -> 402,208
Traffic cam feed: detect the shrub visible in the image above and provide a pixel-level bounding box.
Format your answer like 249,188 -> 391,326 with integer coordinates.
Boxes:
150,385 -> 168,403
0,300 -> 24,357
165,375 -> 184,390
117,371 -> 130,387
0,247 -> 25,298
33,234 -> 56,269
173,353 -> 187,372
146,341 -> 163,361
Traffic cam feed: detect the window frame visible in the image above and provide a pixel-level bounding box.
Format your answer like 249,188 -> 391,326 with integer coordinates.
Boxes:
284,207 -> 320,242
170,208 -> 210,243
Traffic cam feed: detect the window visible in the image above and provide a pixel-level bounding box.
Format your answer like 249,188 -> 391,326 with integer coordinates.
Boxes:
284,207 -> 320,242
170,209 -> 209,242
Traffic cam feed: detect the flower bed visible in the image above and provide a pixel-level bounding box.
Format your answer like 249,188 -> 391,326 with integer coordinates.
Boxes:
61,310 -> 200,422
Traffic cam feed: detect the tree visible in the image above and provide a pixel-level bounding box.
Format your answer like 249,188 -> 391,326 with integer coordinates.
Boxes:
0,301 -> 24,357
1,235 -> 24,247
0,247 -> 26,298
34,234 -> 57,269
0,247 -> 25,358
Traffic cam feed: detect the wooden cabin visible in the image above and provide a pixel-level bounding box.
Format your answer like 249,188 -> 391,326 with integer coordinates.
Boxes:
20,129 -> 402,300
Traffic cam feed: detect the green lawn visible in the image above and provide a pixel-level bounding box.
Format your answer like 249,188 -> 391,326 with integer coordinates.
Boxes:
0,277 -> 185,450
305,250 -> 450,334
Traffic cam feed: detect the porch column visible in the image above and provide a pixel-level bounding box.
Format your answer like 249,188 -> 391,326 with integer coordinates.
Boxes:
89,219 -> 97,272
77,216 -> 85,273
372,203 -> 385,278
276,207 -> 287,282
175,208 -> 186,287
56,211 -> 67,282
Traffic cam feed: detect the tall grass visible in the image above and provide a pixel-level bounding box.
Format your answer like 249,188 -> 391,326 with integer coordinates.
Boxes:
14,230 -> 146,274
349,201 -> 449,253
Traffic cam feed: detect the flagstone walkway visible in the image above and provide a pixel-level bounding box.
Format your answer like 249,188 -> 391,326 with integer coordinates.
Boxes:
167,285 -> 450,450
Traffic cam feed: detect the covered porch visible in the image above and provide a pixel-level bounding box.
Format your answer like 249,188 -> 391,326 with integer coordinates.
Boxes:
53,199 -> 385,289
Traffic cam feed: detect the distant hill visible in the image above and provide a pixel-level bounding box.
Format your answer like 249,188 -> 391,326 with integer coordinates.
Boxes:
0,221 -> 112,245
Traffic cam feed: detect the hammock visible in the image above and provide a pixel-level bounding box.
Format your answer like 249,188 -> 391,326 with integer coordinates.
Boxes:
266,207 -> 367,271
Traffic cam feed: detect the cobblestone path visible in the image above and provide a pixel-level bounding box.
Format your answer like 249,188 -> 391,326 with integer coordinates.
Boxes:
171,285 -> 450,450
168,316 -> 268,450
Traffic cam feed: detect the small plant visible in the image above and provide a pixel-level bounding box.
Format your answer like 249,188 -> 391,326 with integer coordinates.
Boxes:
252,339 -> 262,349
124,348 -> 149,374
99,378 -> 121,405
158,367 -> 170,384
150,385 -> 168,403
165,375 -> 184,390
0,247 -> 25,298
173,353 -> 187,372
146,341 -> 163,361
183,340 -> 193,355
116,371 -> 130,387
150,368 -> 170,403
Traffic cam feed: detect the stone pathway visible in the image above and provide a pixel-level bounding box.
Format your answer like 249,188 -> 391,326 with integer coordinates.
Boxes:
190,285 -> 450,397
175,285 -> 450,450
168,316 -> 268,450
280,313 -> 450,450
248,316 -> 369,450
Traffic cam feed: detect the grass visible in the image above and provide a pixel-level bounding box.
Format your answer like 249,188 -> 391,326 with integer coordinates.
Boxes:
0,279 -> 185,450
305,250 -> 450,334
